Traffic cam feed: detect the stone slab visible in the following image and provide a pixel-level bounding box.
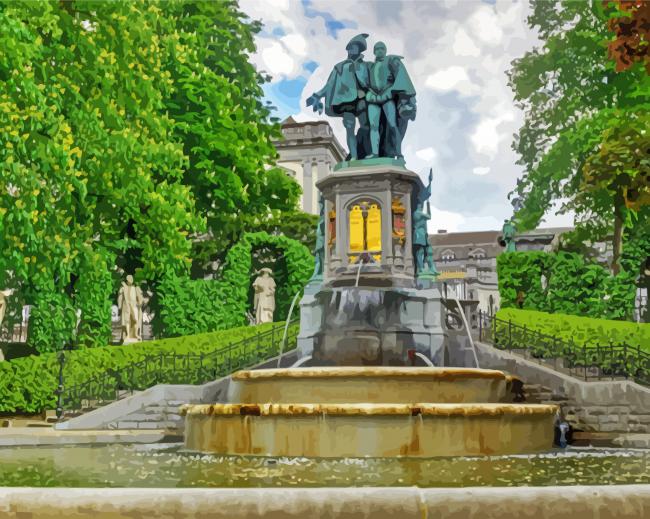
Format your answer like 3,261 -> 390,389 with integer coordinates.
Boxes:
0,428 -> 166,447
0,485 -> 649,518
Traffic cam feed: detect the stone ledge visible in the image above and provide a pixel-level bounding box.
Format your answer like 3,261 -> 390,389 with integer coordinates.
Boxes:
0,485 -> 649,518
0,428 -> 167,447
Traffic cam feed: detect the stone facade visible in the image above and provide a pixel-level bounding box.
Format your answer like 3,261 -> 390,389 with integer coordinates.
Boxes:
274,117 -> 346,215
430,227 -> 573,316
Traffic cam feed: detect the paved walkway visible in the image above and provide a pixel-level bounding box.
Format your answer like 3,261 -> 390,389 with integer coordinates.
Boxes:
0,427 -> 169,447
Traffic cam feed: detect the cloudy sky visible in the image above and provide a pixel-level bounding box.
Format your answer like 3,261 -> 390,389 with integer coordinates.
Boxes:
239,0 -> 573,233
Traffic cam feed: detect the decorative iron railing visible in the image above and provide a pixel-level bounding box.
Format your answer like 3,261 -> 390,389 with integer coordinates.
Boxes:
478,310 -> 650,387
56,319 -> 300,419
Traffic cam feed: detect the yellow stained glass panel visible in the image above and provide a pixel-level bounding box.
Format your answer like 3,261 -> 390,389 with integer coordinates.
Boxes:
349,205 -> 364,252
367,204 -> 381,251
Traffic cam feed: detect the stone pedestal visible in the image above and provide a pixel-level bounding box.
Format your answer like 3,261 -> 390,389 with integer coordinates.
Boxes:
317,163 -> 423,287
297,160 -> 448,366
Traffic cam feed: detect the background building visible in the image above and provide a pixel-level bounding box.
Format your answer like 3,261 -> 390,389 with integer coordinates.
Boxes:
274,117 -> 346,215
429,227 -> 573,316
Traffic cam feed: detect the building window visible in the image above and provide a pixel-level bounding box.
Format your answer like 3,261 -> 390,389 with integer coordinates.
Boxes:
468,248 -> 487,260
440,249 -> 455,262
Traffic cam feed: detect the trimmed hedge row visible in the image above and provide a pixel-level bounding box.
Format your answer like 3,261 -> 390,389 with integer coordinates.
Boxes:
496,308 -> 650,351
0,322 -> 291,414
497,251 -> 639,321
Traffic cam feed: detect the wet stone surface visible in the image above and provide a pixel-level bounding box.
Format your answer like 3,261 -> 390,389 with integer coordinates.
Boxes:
0,443 -> 649,488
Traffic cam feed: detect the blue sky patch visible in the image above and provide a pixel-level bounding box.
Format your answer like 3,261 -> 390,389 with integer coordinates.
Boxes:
263,78 -> 307,120
303,60 -> 319,73
302,0 -> 357,38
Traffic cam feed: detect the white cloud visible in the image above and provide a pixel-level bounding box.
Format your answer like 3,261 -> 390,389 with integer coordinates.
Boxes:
470,111 -> 515,159
240,0 -> 544,230
469,7 -> 504,46
425,66 -> 473,93
428,206 -> 466,233
261,41 -> 295,77
281,33 -> 307,57
415,147 -> 437,162
452,27 -> 481,57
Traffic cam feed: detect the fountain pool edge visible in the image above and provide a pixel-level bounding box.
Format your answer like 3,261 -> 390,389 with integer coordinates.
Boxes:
0,485 -> 648,518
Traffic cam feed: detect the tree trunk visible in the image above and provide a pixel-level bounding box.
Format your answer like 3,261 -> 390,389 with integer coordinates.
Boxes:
612,190 -> 626,276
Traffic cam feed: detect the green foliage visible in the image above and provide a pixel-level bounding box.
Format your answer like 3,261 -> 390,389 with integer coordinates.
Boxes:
157,232 -> 313,337
0,1 -> 298,351
496,308 -> 650,351
0,322 -> 296,413
160,1 -> 300,261
497,250 -> 642,320
508,0 -> 650,256
191,210 -> 316,280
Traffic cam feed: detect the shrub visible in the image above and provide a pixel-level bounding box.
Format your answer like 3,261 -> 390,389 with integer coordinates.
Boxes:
495,308 -> 650,352
497,251 -> 639,320
0,321 -> 296,414
156,231 -> 313,337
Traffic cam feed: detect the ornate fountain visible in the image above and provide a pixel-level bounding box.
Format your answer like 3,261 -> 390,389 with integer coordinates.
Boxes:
182,33 -> 557,457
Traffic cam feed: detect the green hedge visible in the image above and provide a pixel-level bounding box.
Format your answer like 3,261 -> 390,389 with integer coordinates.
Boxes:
0,322 -> 294,414
496,308 -> 650,351
497,251 -> 638,320
156,231 -> 313,337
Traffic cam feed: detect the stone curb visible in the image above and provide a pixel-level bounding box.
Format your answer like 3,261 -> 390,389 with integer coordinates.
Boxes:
0,428 -> 168,447
0,485 -> 649,518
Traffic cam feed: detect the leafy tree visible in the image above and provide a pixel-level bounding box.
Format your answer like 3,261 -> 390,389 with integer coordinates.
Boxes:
606,0 -> 650,73
160,1 -> 301,268
508,0 -> 650,272
0,2 -> 272,350
0,1 -> 301,351
579,112 -> 649,273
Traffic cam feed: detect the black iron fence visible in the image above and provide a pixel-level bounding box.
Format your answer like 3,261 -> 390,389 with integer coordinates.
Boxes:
478,310 -> 650,387
56,320 -> 299,419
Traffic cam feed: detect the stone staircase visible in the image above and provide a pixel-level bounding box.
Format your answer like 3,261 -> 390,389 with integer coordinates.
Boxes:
522,383 -> 571,407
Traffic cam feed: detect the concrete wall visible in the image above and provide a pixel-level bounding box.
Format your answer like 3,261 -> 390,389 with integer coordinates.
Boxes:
476,341 -> 650,433
0,485 -> 649,518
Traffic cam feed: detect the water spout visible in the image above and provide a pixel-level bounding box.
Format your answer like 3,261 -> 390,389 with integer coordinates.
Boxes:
448,287 -> 480,368
290,355 -> 312,367
277,290 -> 302,369
414,352 -> 434,367
355,258 -> 363,287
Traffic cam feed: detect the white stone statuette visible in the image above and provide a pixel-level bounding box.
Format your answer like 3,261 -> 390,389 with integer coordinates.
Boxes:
117,275 -> 144,343
253,268 -> 276,325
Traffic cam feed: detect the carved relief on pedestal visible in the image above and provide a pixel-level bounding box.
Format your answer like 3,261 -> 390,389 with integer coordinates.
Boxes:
391,196 -> 406,268
328,204 -> 336,254
348,200 -> 382,265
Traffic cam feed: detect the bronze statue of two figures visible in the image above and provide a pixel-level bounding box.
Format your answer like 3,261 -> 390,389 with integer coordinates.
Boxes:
308,33 -> 437,279
307,33 -> 416,161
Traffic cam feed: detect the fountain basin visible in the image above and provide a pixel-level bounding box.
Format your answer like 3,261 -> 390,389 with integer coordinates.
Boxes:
181,402 -> 557,458
227,367 -> 516,404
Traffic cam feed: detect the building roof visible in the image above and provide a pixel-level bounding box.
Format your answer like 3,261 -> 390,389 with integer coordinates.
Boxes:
429,230 -> 500,247
274,116 -> 346,163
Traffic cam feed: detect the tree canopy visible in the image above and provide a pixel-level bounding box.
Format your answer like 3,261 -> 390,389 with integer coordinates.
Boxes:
0,1 -> 299,351
508,0 -> 649,274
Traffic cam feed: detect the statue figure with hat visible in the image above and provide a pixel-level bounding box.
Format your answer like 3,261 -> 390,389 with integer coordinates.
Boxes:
366,41 -> 417,159
306,33 -> 371,160
253,268 -> 276,325
500,219 -> 517,253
